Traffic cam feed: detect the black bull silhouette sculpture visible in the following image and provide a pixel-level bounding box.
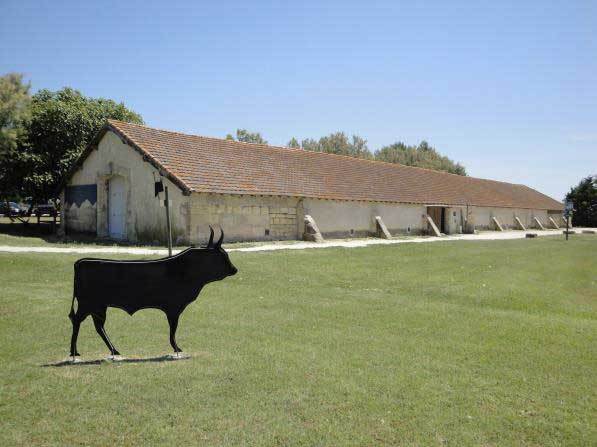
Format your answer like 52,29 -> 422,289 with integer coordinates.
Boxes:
68,228 -> 237,357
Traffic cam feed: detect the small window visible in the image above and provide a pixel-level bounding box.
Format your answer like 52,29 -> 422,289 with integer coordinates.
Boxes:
453,211 -> 456,217
264,229 -> 270,236
407,226 -> 411,233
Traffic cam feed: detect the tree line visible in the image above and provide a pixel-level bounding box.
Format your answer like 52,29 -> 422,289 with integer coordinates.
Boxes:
565,175 -> 597,227
224,130 -> 467,175
1,73 -> 142,204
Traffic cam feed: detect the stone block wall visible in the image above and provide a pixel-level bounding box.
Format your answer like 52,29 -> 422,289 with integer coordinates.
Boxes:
188,193 -> 301,243
269,206 -> 298,238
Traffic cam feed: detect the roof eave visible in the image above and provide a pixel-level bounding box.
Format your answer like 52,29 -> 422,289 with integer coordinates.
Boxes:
57,122 -> 192,196
106,123 -> 192,195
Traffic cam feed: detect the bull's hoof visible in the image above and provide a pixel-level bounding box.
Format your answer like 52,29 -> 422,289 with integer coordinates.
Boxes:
111,350 -> 121,356
70,352 -> 81,357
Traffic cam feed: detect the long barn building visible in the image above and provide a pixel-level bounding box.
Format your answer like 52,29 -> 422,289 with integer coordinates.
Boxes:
60,120 -> 564,244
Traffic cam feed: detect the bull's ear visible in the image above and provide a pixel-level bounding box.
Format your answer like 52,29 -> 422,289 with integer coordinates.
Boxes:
207,226 -> 214,247
215,227 -> 224,248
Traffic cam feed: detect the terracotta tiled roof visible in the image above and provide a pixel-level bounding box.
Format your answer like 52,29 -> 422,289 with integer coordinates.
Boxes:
101,120 -> 562,210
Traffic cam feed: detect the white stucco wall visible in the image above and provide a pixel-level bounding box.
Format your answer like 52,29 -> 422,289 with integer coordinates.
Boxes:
376,203 -> 427,234
66,131 -> 189,243
444,207 -> 465,234
64,202 -> 97,233
302,199 -> 427,236
468,207 -> 549,230
547,210 -> 564,228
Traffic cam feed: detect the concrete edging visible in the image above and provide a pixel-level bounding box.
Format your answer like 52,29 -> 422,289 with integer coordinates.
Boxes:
2,228 -> 595,255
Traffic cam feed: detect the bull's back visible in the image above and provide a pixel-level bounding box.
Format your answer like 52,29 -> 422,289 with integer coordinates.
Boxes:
75,258 -> 197,313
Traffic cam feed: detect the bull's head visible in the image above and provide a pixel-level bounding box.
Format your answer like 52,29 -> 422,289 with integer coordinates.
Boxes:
200,226 -> 238,279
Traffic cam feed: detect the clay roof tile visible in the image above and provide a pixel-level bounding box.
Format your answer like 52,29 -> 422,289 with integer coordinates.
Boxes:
104,120 -> 563,210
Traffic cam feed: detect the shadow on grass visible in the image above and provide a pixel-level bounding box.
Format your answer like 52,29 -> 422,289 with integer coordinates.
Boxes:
41,354 -> 191,367
0,221 -> 163,247
0,221 -> 56,237
0,220 -> 258,249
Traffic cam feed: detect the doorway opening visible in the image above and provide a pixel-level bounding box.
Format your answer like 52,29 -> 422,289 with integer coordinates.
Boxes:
426,206 -> 446,234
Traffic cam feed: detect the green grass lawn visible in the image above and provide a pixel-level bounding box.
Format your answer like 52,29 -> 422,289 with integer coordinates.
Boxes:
0,236 -> 595,446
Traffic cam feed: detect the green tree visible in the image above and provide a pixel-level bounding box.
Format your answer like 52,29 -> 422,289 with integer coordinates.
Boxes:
349,135 -> 372,159
291,132 -> 373,159
300,138 -> 320,152
317,132 -> 372,159
227,129 -> 268,144
0,73 -> 31,199
287,137 -> 300,148
565,175 -> 597,227
375,140 -> 466,175
19,87 -> 143,202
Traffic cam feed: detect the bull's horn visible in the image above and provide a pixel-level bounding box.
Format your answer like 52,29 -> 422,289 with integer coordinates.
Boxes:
207,226 -> 214,247
215,227 -> 224,248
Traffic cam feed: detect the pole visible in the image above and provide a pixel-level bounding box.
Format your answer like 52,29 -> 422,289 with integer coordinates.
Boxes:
565,212 -> 569,241
164,186 -> 173,256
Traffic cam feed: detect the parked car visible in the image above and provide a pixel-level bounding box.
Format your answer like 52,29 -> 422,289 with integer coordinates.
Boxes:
18,203 -> 31,215
32,203 -> 58,217
0,201 -> 21,216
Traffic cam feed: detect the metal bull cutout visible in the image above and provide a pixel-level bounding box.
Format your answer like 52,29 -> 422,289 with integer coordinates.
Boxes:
68,227 -> 237,357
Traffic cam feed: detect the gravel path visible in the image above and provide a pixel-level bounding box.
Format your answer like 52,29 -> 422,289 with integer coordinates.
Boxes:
0,229 -> 591,255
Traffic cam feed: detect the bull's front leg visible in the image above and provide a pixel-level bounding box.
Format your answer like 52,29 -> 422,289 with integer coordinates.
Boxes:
166,312 -> 182,353
92,311 -> 120,356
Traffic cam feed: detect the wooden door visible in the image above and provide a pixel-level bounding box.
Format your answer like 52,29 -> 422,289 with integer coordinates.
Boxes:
427,207 -> 445,234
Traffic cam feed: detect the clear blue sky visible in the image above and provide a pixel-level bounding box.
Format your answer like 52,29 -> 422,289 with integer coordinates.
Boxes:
1,0 -> 595,200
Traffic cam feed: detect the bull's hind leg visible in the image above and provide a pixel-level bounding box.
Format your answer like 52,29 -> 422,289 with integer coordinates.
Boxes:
69,311 -> 87,357
92,310 -> 120,356
167,312 -> 182,353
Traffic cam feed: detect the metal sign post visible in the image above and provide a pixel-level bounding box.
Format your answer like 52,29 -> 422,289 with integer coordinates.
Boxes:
564,201 -> 574,241
154,173 -> 172,256
164,186 -> 173,256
